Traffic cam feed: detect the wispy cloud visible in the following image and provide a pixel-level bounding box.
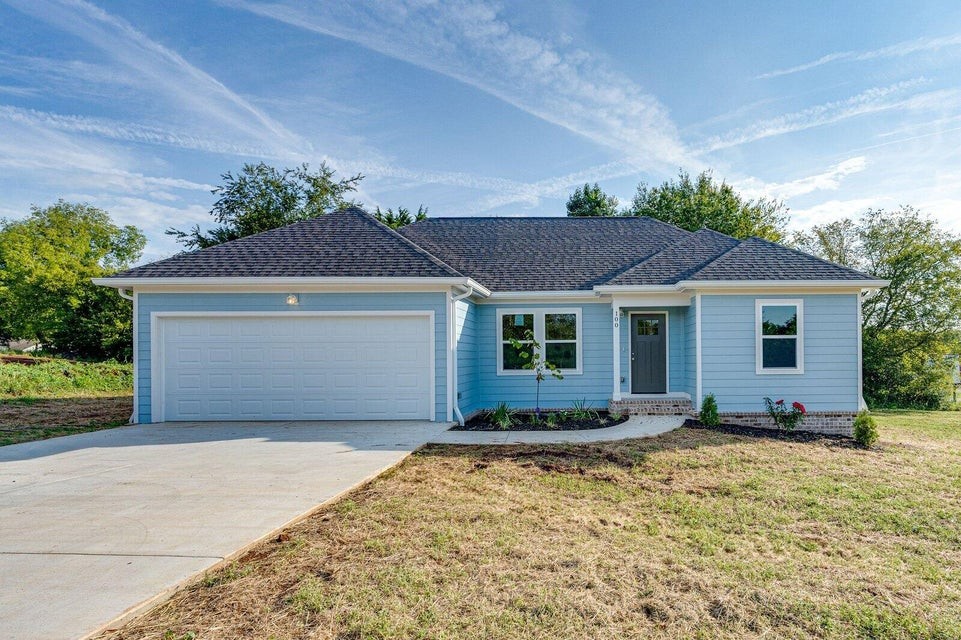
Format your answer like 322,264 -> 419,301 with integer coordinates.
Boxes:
3,0 -> 308,157
219,0 -> 694,171
701,79 -> 931,152
757,32 -> 961,79
736,156 -> 868,202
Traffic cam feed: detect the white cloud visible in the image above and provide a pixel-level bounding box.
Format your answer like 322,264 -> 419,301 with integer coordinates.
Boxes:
757,32 -> 961,79
736,156 -> 868,201
220,0 -> 695,171
701,79 -> 933,152
788,197 -> 891,229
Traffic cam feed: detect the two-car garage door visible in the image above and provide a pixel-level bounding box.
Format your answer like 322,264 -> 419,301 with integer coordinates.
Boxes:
156,313 -> 433,421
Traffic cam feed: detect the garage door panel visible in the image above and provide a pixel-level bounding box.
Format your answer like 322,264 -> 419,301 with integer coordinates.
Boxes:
160,315 -> 432,421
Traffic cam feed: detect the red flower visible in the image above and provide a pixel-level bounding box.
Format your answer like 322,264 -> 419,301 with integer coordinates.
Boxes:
792,401 -> 807,414
775,399 -> 784,405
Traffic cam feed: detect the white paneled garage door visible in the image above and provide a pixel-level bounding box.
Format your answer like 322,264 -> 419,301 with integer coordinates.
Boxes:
155,313 -> 433,421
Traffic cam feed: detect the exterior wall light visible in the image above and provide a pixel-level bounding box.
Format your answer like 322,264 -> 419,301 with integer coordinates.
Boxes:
286,294 -> 299,305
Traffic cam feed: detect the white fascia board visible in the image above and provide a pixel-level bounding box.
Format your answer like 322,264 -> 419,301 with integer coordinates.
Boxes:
593,285 -> 678,293
677,279 -> 890,290
92,276 -> 491,296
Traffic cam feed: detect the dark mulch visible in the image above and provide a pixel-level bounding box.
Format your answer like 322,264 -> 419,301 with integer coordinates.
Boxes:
684,418 -> 857,446
456,410 -> 630,432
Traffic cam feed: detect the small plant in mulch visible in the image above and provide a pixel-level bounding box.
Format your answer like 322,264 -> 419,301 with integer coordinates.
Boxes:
763,397 -> 806,431
699,393 -> 720,427
508,329 -> 564,419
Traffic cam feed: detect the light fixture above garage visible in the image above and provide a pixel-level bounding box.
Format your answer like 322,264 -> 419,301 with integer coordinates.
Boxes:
286,294 -> 299,305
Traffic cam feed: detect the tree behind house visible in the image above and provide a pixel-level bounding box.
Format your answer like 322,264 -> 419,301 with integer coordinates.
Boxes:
167,162 -> 363,250
625,169 -> 788,241
373,205 -> 428,229
566,182 -> 619,217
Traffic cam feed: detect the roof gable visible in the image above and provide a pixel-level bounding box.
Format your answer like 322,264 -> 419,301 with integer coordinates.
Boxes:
109,207 -> 463,279
606,228 -> 740,286
686,236 -> 876,281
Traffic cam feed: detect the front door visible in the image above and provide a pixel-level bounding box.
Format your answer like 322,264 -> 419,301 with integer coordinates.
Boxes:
630,313 -> 667,394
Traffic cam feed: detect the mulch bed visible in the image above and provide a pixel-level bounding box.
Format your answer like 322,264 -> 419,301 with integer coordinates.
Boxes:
455,410 -> 630,431
684,418 -> 857,446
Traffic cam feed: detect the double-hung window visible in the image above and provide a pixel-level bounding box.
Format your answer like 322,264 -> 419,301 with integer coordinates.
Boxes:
756,299 -> 803,374
497,309 -> 582,375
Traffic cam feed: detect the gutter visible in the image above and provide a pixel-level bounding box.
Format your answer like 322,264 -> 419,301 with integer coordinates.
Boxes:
449,285 -> 474,426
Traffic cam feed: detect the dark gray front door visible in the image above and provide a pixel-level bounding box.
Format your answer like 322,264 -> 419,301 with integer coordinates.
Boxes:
631,314 -> 667,394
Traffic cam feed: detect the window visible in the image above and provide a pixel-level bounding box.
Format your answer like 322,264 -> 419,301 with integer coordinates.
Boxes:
497,308 -> 582,374
756,299 -> 803,374
636,319 -> 659,335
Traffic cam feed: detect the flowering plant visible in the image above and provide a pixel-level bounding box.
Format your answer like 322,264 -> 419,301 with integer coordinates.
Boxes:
763,397 -> 806,431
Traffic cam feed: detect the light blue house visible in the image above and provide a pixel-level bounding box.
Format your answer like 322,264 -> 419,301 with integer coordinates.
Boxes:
96,208 -> 886,434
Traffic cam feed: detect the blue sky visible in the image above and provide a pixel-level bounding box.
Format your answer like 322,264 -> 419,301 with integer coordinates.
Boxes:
3,0 -> 961,263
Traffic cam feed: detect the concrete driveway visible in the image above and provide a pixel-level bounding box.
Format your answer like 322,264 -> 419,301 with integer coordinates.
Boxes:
0,420 -> 448,640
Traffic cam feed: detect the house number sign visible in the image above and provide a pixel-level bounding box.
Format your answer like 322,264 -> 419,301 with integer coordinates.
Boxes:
613,309 -> 619,329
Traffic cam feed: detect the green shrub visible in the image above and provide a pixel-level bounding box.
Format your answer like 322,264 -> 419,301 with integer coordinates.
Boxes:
853,411 -> 879,447
700,393 -> 720,427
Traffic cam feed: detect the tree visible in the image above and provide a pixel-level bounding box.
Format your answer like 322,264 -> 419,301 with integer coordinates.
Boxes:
795,206 -> 961,408
566,183 -> 619,217
167,162 -> 363,249
0,201 -> 146,360
373,205 -> 428,229
625,170 -> 788,241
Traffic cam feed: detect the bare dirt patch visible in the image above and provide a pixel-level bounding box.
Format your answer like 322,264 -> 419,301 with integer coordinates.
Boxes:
97,415 -> 961,640
0,396 -> 131,445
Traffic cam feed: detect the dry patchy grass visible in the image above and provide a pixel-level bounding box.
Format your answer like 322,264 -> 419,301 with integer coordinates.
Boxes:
100,414 -> 961,640
0,395 -> 131,445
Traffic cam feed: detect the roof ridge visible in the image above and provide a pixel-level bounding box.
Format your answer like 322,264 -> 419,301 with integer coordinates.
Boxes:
601,227 -> 739,285
348,207 -> 465,278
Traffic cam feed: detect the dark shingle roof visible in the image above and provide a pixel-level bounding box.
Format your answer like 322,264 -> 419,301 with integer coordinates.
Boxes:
109,207 -> 879,289
108,207 -> 463,279
606,229 -> 741,286
685,236 -> 877,281
397,216 -> 690,291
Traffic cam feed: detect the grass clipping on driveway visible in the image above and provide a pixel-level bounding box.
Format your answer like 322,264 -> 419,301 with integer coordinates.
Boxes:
102,412 -> 961,640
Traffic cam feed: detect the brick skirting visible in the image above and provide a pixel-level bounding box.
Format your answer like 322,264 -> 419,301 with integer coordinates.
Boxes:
609,398 -> 694,416
712,412 -> 856,437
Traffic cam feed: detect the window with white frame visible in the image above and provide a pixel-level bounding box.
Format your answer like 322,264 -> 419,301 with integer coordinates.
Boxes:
756,299 -> 803,374
497,309 -> 582,374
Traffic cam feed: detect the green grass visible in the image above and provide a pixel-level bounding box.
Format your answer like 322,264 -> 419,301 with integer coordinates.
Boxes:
0,358 -> 133,399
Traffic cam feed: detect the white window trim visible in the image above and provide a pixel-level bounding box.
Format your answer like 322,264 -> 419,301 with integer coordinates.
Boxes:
496,308 -> 583,376
755,298 -> 804,375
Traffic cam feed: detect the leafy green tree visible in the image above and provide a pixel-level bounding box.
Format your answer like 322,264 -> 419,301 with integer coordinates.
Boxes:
167,162 -> 363,249
0,201 -> 145,360
625,170 -> 788,241
566,182 -> 619,217
373,205 -> 428,229
795,207 -> 961,408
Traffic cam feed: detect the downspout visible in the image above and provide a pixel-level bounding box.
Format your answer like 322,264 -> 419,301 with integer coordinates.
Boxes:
117,288 -> 134,301
114,288 -> 136,423
450,286 -> 474,426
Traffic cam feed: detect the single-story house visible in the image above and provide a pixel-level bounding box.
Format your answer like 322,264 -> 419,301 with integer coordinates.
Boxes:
95,207 -> 887,434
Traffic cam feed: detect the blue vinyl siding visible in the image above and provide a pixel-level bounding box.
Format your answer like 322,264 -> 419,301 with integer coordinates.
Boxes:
136,292 -> 448,423
617,307 -> 688,395
700,294 -> 860,413
474,303 -> 612,410
454,299 -> 477,416
685,297 -> 697,399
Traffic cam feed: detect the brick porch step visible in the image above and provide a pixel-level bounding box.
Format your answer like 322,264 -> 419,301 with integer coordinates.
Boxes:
609,397 -> 693,416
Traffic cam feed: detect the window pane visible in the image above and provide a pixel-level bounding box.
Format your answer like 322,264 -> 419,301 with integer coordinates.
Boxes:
762,305 -> 797,336
502,343 -> 531,370
546,342 -> 577,369
763,337 -> 797,368
502,313 -> 534,341
637,319 -> 659,335
546,313 -> 576,340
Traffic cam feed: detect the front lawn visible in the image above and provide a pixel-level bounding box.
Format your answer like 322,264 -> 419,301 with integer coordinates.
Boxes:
101,412 -> 961,639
